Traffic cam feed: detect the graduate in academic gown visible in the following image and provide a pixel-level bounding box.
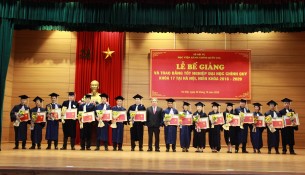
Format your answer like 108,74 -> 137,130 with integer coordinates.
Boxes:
223,102 -> 234,153
10,95 -> 30,149
192,102 -> 208,153
265,100 -> 281,154
60,92 -> 78,150
29,96 -> 46,149
163,98 -> 179,152
234,99 -> 251,153
127,94 -> 146,151
208,102 -> 222,153
95,93 -> 111,151
251,103 -> 264,153
112,96 -> 127,151
279,98 -> 298,155
180,101 -> 192,152
79,94 -> 95,150
45,93 -> 61,150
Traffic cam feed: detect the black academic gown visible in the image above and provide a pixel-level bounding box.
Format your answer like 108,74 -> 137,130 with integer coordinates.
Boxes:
112,106 -> 126,144
208,111 -> 222,151
95,103 -> 111,142
45,103 -> 62,141
265,110 -> 281,149
163,107 -> 179,145
251,112 -> 264,150
223,110 -> 234,145
127,104 -> 146,142
192,111 -> 207,149
234,107 -> 251,144
79,103 -> 95,148
30,107 -> 46,144
10,104 -> 30,142
180,110 -> 192,149
61,100 -> 78,138
279,108 -> 298,149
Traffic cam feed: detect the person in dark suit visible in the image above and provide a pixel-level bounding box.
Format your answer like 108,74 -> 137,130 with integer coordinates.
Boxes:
95,93 -> 111,151
265,100 -> 281,154
279,98 -> 298,155
29,96 -> 46,150
45,92 -> 61,150
79,94 -> 95,150
60,92 -> 78,150
10,95 -> 30,149
127,94 -> 146,151
234,99 -> 251,153
146,98 -> 163,152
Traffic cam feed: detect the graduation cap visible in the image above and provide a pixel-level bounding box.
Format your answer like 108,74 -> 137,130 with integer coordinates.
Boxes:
211,102 -> 221,107
267,100 -> 278,106
253,103 -> 262,107
133,94 -> 143,99
68,92 -> 75,96
49,93 -> 59,97
19,95 -> 29,99
100,93 -> 109,98
281,98 -> 292,103
183,101 -> 190,106
115,96 -> 125,101
195,102 -> 205,107
85,94 -> 91,99
33,96 -> 43,102
166,98 -> 175,103
226,102 -> 234,107
240,99 -> 247,103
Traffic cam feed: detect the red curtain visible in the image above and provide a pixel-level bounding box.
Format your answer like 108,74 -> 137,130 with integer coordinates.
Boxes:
74,32 -> 125,145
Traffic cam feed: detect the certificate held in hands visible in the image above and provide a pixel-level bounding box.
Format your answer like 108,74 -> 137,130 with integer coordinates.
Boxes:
255,116 -> 265,127
229,115 -> 240,127
64,108 -> 77,120
130,111 -> 146,122
169,115 -> 179,125
82,111 -> 95,123
243,113 -> 254,124
34,112 -> 46,123
116,111 -> 127,122
102,110 -> 112,121
197,118 -> 209,129
19,110 -> 30,122
180,114 -> 193,126
51,108 -> 61,120
272,118 -> 284,128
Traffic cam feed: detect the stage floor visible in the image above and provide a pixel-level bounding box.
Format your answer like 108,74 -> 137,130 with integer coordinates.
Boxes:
0,143 -> 304,175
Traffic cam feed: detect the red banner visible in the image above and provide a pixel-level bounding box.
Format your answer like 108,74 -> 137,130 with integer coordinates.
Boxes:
150,50 -> 251,100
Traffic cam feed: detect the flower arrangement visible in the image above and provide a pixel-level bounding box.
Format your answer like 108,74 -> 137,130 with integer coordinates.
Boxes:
163,114 -> 172,126
110,111 -> 119,128
239,112 -> 245,129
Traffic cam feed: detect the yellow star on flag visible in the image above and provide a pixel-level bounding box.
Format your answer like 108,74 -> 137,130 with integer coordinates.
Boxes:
103,47 -> 115,59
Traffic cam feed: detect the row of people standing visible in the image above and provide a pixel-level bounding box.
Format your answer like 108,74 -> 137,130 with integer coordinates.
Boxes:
10,93 -> 298,154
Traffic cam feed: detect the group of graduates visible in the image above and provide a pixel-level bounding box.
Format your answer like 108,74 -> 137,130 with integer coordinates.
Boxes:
10,92 -> 298,155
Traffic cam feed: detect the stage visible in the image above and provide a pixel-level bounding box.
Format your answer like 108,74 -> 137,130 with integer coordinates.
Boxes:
0,143 -> 304,175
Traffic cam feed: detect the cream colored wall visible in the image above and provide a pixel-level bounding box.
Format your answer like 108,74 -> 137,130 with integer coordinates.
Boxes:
2,30 -> 305,148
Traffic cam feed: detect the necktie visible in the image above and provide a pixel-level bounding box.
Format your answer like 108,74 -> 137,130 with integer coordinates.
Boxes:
103,104 -> 106,110
243,108 -> 247,113
153,107 -> 156,114
68,101 -> 71,109
135,105 -> 138,111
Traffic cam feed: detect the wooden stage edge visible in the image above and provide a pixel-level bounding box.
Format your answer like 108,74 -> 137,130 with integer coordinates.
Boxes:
0,143 -> 305,175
